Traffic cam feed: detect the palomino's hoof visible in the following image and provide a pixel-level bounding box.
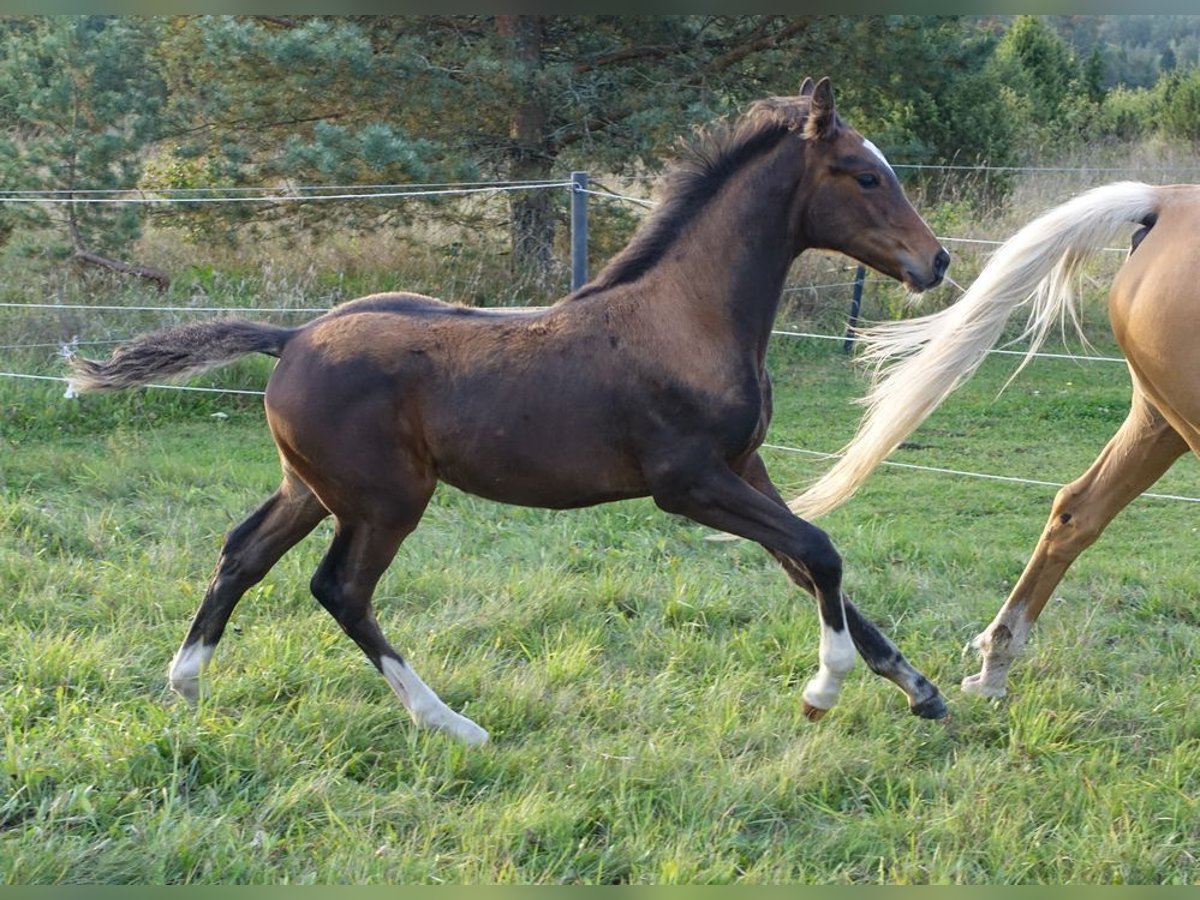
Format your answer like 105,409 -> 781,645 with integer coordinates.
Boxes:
961,672 -> 1007,699
802,701 -> 830,722
909,691 -> 948,720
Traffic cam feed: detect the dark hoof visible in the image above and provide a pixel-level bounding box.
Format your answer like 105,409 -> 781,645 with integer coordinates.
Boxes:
910,691 -> 948,720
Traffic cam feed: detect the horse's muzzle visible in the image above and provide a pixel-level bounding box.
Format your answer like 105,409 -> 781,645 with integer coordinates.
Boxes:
906,247 -> 950,292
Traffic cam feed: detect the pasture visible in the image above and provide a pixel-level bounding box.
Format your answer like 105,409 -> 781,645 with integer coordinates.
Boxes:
3,295 -> 1199,882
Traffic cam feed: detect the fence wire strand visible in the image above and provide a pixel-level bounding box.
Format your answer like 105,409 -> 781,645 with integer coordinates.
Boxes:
0,181 -> 574,205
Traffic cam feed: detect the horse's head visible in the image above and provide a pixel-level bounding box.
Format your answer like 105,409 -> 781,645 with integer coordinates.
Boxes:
771,77 -> 949,293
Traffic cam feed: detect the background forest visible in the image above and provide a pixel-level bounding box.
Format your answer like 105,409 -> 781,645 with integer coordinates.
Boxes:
3,14 -> 1200,294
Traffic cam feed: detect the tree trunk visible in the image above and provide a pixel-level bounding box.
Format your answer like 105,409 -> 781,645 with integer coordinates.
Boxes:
495,15 -> 556,290
72,248 -> 171,292
67,210 -> 170,292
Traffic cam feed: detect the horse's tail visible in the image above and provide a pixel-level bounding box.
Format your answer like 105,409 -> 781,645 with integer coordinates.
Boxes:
788,180 -> 1162,520
66,318 -> 295,395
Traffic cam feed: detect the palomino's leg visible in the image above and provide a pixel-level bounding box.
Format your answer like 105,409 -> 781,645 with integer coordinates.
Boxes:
309,518 -> 488,745
169,474 -> 328,700
737,452 -> 944,719
963,390 -> 1187,698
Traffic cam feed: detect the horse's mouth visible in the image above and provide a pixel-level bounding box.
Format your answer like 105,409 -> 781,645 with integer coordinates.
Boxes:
904,269 -> 941,293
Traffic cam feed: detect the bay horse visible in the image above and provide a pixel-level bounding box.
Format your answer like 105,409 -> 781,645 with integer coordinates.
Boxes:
67,77 -> 949,744
787,180 -> 1197,700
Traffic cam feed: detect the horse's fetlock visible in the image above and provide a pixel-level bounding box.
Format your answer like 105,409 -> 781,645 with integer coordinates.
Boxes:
988,622 -> 1013,650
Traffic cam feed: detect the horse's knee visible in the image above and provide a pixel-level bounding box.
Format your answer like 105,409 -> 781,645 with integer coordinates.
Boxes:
212,547 -> 261,590
793,526 -> 842,591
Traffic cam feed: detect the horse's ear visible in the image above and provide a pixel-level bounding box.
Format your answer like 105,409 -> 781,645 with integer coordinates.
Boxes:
804,76 -> 837,140
799,77 -> 815,98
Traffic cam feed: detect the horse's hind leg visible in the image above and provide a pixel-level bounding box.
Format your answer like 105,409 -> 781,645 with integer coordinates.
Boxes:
737,453 -> 945,720
309,516 -> 488,746
963,389 -> 1188,699
169,472 -> 328,700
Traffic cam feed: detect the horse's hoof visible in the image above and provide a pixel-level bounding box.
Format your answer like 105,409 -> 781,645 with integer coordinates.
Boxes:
961,672 -> 1007,699
802,701 -> 830,722
456,719 -> 490,747
910,691 -> 948,720
425,710 -> 490,746
168,677 -> 201,705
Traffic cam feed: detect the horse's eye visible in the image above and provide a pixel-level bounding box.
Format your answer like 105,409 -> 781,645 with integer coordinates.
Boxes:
856,173 -> 880,189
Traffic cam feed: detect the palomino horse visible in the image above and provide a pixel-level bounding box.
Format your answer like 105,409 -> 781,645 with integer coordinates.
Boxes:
68,78 -> 949,743
788,180 -> 1195,700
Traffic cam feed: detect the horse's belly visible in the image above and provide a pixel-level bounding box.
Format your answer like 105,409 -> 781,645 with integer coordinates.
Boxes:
435,454 -> 649,510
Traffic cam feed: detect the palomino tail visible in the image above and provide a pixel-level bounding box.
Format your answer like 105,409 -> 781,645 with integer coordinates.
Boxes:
66,318 -> 294,395
788,180 -> 1161,520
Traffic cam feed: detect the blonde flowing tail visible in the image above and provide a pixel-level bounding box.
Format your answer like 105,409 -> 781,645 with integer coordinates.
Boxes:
788,181 -> 1161,520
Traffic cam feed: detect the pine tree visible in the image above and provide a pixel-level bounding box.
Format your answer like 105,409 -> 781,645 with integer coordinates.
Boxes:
0,16 -> 170,287
161,16 -> 1017,285
158,16 -> 840,288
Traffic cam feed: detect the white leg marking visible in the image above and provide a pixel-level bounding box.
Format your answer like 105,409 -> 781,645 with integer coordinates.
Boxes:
168,641 -> 215,702
803,623 -> 857,712
961,610 -> 1031,699
380,656 -> 488,746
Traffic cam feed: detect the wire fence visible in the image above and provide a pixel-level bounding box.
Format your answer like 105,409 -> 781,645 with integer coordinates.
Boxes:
0,180 -> 574,205
4,167 -> 1191,503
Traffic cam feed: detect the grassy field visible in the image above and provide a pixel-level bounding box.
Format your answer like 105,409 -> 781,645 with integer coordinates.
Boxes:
3,291 -> 1200,883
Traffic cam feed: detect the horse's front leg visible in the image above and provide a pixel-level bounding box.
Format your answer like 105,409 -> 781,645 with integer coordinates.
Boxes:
651,450 -> 943,720
735,452 -> 945,720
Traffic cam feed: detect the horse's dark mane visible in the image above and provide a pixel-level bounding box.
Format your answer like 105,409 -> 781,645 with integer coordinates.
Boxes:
571,106 -> 802,299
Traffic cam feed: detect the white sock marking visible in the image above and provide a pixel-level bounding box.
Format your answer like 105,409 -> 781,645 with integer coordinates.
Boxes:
168,641 -> 215,702
380,656 -> 488,746
962,610 -> 1031,699
803,623 -> 856,712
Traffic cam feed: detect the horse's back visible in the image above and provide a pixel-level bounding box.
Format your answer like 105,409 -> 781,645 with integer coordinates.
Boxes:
1110,184 -> 1200,449
279,291 -> 560,374
325,291 -> 551,321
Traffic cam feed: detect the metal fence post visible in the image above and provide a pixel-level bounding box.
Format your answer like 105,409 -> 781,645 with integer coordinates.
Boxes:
570,171 -> 589,292
843,265 -> 867,354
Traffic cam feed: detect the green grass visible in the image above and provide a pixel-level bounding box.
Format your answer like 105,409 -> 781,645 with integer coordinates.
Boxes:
3,327 -> 1200,884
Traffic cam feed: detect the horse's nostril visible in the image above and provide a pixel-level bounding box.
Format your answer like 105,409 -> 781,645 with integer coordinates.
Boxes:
934,248 -> 951,278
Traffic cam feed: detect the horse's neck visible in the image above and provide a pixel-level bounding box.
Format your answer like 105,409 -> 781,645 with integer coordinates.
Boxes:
656,149 -> 803,353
